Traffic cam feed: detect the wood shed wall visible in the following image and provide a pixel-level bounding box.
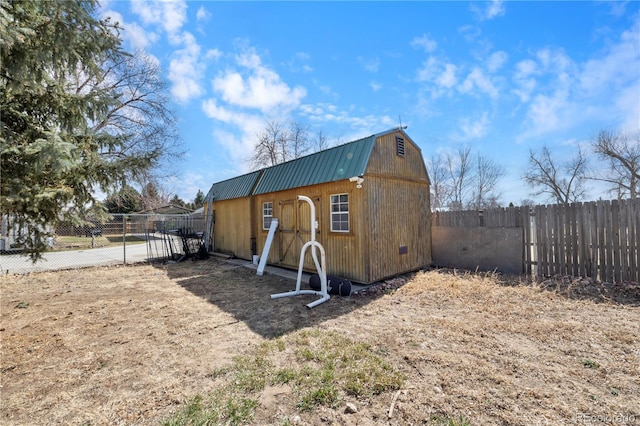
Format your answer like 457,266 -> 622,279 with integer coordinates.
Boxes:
361,131 -> 432,282
253,180 -> 368,283
363,175 -> 432,282
208,130 -> 432,284
211,197 -> 253,259
366,131 -> 429,183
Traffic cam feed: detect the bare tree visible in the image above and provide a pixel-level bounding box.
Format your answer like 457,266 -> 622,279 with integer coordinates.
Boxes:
427,153 -> 451,211
288,121 -> 311,159
250,120 -> 287,169
468,154 -> 506,209
75,51 -> 183,183
523,145 -> 589,204
591,130 -> 640,200
313,128 -> 330,152
445,145 -> 474,210
428,147 -> 505,210
250,120 -> 318,169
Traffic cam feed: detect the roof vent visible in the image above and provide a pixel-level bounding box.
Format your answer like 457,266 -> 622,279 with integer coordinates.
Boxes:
396,136 -> 405,157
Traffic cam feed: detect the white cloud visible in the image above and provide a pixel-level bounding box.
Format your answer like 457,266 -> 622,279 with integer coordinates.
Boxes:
535,48 -> 573,73
416,57 -> 461,98
196,5 -> 211,22
286,52 -> 313,73
212,49 -> 306,114
458,25 -> 482,42
487,51 -> 508,73
416,56 -> 438,82
358,56 -> 380,73
201,45 -> 313,164
485,0 -> 506,19
131,0 -> 187,40
459,67 -> 499,99
512,59 -> 539,102
168,33 -> 205,103
453,112 -> 491,141
472,0 -> 505,21
299,103 -> 394,134
615,79 -> 640,132
99,9 -> 158,51
370,81 -> 382,92
608,1 -> 629,18
411,34 -> 437,53
206,49 -> 222,60
519,17 -> 639,138
122,0 -> 208,104
436,64 -> 458,89
511,49 -> 574,107
125,21 -> 159,50
580,18 -> 639,96
166,171 -> 210,203
201,101 -> 265,165
514,59 -> 538,78
526,89 -> 573,135
300,103 -> 338,117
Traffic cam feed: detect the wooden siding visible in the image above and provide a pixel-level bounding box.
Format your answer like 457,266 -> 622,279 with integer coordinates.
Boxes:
211,197 -> 253,259
253,181 -> 368,283
367,131 -> 429,183
364,175 -> 432,282
207,130 -> 432,284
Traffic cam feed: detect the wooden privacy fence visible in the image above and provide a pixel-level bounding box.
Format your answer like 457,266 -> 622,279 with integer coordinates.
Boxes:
432,199 -> 640,283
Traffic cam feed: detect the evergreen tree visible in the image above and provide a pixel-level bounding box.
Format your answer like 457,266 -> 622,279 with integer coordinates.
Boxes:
193,190 -> 205,209
104,185 -> 143,213
0,0 -> 179,259
170,194 -> 185,207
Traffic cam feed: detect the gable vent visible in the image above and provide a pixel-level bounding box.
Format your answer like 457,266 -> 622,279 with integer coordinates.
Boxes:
396,136 -> 405,157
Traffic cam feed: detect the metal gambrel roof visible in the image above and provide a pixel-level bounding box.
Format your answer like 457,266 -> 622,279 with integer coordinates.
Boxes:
205,170 -> 262,201
252,134 -> 376,195
205,129 -> 410,201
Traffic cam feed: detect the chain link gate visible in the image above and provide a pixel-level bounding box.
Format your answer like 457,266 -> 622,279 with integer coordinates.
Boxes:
0,214 -> 206,274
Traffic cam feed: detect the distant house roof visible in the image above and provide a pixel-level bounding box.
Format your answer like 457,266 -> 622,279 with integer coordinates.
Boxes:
206,131 -> 387,202
138,204 -> 194,215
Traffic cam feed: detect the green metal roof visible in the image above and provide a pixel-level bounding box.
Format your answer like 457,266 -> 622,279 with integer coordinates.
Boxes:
252,134 -> 376,195
205,170 -> 262,201
205,130 -> 404,201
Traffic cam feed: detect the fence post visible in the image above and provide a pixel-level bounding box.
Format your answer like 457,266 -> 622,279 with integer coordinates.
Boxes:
122,214 -> 127,265
529,208 -> 537,277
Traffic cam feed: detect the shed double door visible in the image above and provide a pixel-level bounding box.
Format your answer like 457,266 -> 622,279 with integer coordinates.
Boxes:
278,197 -> 322,270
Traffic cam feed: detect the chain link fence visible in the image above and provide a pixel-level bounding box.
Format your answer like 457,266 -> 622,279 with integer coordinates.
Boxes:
0,214 -> 206,274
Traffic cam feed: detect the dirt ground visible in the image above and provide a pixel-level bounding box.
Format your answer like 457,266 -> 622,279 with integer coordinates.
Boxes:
1,258 -> 638,425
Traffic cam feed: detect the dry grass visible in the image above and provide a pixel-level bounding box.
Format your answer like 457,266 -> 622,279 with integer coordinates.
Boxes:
1,259 -> 638,425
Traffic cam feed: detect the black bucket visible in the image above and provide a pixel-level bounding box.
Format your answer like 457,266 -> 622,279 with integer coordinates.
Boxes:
309,274 -> 352,296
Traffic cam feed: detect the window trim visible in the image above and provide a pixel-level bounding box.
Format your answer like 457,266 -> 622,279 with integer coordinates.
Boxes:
262,201 -> 273,230
330,193 -> 350,233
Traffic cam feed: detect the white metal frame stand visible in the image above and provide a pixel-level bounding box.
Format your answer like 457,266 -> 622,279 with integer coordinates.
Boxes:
270,195 -> 330,308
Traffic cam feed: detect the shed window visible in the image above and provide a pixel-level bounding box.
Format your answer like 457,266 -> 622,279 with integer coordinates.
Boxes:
330,194 -> 349,232
396,136 -> 405,157
262,202 -> 273,230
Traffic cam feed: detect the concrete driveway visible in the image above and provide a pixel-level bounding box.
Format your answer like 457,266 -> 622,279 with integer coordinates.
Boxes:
0,238 -> 166,274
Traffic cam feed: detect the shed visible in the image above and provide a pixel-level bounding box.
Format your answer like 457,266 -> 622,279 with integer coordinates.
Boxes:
204,128 -> 432,284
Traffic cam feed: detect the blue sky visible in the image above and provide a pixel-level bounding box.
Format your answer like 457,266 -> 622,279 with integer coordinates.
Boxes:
100,0 -> 639,206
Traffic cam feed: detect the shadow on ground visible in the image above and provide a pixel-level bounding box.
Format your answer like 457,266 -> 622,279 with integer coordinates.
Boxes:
157,257 -> 378,339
